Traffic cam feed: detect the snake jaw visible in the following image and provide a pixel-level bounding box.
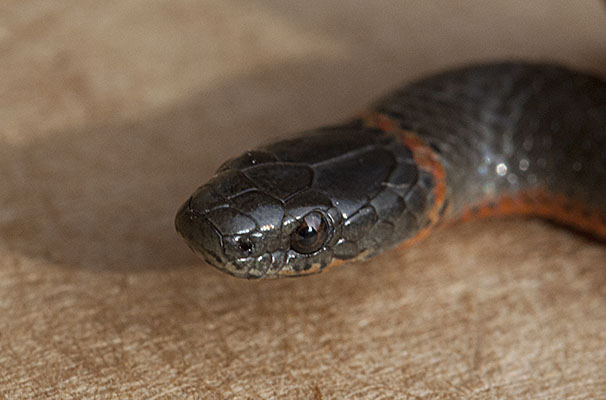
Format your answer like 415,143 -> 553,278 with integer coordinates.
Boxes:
221,250 -> 290,279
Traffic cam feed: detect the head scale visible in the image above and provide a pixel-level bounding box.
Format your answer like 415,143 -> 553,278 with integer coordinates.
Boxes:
175,124 -> 435,278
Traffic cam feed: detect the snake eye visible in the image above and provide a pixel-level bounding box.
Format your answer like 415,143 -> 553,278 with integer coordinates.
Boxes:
290,211 -> 328,254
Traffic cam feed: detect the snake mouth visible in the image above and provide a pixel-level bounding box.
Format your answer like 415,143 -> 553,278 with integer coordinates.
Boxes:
221,250 -> 288,279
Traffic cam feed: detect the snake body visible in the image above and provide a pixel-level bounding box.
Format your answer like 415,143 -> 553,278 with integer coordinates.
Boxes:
175,62 -> 606,278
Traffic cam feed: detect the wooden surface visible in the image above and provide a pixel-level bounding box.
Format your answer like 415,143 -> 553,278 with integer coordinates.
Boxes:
1,1 -> 605,398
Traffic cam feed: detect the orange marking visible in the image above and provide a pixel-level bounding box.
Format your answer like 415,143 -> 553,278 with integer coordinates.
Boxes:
457,190 -> 606,239
363,112 -> 448,249
362,111 -> 606,242
400,133 -> 447,223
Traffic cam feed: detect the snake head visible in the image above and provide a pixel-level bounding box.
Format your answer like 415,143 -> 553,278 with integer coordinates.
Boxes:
175,125 -> 434,278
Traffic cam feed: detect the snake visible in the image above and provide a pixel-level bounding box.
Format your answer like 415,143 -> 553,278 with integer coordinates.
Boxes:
174,62 -> 606,279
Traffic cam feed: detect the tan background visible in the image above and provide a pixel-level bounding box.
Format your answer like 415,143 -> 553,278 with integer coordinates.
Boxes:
1,1 -> 605,398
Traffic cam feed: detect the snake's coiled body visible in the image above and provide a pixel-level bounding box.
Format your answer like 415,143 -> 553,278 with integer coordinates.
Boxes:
175,62 -> 606,278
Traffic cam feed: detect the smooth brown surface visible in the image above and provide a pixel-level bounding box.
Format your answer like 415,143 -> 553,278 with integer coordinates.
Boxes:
1,1 -> 606,398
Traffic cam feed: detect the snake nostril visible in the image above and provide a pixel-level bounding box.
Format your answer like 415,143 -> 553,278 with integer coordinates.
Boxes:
236,238 -> 254,255
186,195 -> 196,213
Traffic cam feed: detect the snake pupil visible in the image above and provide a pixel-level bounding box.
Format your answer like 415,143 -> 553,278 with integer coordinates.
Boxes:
291,211 -> 328,254
237,238 -> 254,254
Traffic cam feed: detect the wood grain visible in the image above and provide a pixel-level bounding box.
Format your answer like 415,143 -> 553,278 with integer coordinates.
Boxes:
1,1 -> 605,398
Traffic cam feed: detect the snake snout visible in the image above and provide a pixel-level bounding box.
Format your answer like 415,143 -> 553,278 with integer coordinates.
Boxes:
174,198 -> 228,269
175,192 -> 272,278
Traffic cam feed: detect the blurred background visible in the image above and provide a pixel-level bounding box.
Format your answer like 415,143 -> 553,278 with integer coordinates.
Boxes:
0,1 -> 605,398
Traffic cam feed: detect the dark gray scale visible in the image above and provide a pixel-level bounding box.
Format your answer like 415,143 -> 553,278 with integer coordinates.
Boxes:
283,189 -> 334,220
332,240 -> 359,260
261,126 -> 393,164
341,206 -> 379,242
228,191 -> 284,233
204,208 -> 256,236
311,146 -> 396,218
243,164 -> 313,201
217,150 -> 278,172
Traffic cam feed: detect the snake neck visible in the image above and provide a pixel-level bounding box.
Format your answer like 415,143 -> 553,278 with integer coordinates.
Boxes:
365,63 -> 606,239
361,112 -> 448,244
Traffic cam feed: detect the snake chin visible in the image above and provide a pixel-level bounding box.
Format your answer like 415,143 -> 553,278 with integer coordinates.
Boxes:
220,251 -> 286,279
219,248 -> 337,279
204,249 -> 335,279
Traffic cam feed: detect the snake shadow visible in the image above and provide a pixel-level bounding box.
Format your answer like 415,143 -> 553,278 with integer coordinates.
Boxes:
0,57 -> 424,272
3,55 -> 606,273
